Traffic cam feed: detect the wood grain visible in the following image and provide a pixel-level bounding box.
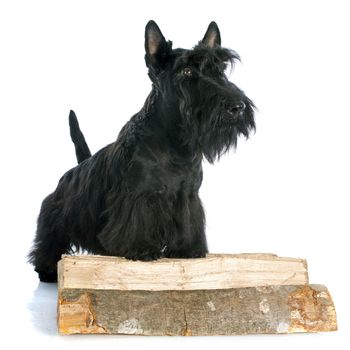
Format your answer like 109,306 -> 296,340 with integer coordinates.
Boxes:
58,253 -> 308,291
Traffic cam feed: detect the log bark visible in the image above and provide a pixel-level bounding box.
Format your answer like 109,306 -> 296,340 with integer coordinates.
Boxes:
58,253 -> 308,290
57,254 -> 337,335
58,285 -> 337,335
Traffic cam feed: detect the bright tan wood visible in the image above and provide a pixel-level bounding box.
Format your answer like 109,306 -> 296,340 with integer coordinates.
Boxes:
58,253 -> 309,291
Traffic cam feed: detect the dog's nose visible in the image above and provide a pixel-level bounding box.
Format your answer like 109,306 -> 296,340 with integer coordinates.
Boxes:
231,102 -> 246,113
226,102 -> 246,115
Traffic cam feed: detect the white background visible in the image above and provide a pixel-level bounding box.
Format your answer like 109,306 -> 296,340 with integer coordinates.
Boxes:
0,0 -> 349,348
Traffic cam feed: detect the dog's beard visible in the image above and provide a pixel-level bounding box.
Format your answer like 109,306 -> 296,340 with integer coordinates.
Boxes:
199,100 -> 255,163
175,76 -> 255,163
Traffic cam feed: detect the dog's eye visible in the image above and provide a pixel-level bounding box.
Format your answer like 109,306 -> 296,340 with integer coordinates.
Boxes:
182,67 -> 193,77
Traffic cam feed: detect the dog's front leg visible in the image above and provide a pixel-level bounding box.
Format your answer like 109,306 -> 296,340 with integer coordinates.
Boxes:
97,191 -> 166,261
164,192 -> 208,259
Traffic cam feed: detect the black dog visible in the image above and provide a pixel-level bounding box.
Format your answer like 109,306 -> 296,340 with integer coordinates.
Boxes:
29,20 -> 255,282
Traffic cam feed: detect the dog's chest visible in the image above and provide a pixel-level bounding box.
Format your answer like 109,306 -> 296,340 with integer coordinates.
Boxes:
126,143 -> 202,194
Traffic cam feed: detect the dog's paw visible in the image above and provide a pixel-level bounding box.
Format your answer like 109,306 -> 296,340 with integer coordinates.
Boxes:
125,250 -> 161,261
189,251 -> 207,258
165,250 -> 207,259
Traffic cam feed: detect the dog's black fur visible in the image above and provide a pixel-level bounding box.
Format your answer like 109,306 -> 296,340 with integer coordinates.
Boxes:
28,21 -> 255,282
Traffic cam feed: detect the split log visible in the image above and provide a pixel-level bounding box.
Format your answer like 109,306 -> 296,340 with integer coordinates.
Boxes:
58,253 -> 309,290
57,254 -> 337,335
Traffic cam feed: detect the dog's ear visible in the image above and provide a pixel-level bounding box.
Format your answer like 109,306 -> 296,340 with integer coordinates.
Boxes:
145,20 -> 170,69
202,21 -> 221,48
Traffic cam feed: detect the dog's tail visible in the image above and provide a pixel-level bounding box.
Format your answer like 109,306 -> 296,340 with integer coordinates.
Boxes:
69,110 -> 92,164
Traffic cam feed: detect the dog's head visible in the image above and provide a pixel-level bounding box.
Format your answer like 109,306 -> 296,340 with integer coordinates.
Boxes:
145,20 -> 255,163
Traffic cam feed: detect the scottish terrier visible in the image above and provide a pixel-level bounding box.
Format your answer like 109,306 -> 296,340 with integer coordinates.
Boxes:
29,20 -> 255,282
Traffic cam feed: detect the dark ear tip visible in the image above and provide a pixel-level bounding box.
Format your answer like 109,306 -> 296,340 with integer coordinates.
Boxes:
207,21 -> 220,35
146,20 -> 159,30
209,21 -> 219,28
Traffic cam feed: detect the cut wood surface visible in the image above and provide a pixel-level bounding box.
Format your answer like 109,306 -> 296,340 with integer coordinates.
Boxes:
58,253 -> 308,291
58,284 -> 337,335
